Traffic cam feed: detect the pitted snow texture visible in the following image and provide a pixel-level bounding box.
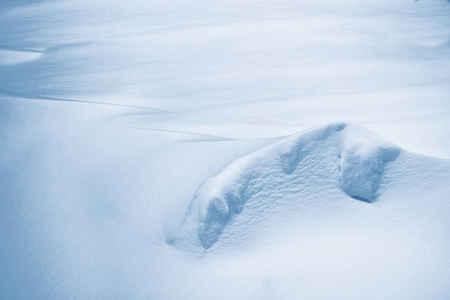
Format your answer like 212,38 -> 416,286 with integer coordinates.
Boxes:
180,123 -> 400,249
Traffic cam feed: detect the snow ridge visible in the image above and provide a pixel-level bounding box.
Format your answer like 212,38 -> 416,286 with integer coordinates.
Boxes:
176,123 -> 400,249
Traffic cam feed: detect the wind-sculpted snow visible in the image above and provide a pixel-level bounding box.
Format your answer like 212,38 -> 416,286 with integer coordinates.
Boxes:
176,123 -> 400,249
0,48 -> 43,65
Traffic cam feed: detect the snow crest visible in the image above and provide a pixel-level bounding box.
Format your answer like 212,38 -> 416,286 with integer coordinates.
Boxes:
176,123 -> 400,249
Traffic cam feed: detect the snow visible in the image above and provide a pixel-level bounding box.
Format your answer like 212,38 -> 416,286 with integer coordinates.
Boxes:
0,48 -> 43,65
1,0 -> 450,299
174,123 -> 401,249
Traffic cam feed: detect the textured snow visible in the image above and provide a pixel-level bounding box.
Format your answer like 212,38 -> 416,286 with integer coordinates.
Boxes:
1,0 -> 450,299
175,123 -> 400,249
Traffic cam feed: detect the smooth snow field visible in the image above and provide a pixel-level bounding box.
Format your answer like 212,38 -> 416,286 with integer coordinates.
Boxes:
1,0 -> 450,299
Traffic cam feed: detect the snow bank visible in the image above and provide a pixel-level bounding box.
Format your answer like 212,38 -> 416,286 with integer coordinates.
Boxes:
176,123 -> 400,249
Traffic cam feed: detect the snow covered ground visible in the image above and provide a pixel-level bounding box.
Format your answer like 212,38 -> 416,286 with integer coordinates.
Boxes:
1,0 -> 450,299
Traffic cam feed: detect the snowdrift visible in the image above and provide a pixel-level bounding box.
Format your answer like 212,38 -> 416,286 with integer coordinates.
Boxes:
174,123 -> 401,249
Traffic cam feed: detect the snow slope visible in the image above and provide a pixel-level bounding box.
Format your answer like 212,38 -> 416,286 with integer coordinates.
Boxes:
1,0 -> 450,299
1,0 -> 449,156
165,122 -> 450,299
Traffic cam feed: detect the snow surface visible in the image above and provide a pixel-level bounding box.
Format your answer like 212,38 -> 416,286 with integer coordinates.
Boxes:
1,0 -> 450,299
0,48 -> 43,65
174,123 -> 401,249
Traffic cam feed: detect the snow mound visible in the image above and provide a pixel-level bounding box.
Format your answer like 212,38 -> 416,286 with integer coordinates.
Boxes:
175,123 -> 400,249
